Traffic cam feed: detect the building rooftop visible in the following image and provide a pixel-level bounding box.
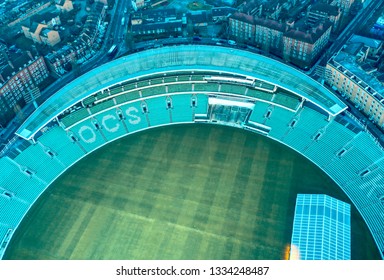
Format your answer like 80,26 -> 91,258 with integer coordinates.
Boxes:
211,7 -> 237,18
332,51 -> 384,102
343,42 -> 364,56
349,35 -> 383,50
40,28 -> 53,37
254,16 -> 286,32
376,16 -> 384,27
131,21 -> 182,33
284,21 -> 332,44
131,8 -> 178,23
187,11 -> 211,24
0,52 -> 36,84
309,2 -> 340,17
17,45 -> 346,140
230,12 -> 255,24
240,0 -> 283,15
56,0 -> 69,6
31,11 -> 59,25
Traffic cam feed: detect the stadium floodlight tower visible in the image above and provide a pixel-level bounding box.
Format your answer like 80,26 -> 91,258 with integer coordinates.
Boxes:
0,45 -> 382,259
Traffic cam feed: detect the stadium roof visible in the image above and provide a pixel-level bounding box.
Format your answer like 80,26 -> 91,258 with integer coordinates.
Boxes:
17,45 -> 346,140
290,194 -> 351,260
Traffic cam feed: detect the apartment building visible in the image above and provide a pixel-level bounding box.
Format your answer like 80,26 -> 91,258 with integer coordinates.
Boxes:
21,11 -> 61,46
229,13 -> 256,43
0,43 -> 9,69
283,21 -> 332,69
229,12 -> 332,69
331,0 -> 355,14
326,38 -> 384,128
254,17 -> 285,55
131,8 -> 183,37
0,54 -> 49,127
55,0 -> 74,12
307,2 -> 341,32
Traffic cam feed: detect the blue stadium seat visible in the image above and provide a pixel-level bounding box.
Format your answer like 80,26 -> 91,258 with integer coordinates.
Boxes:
0,198 -> 29,228
14,143 -> 65,183
145,97 -> 171,127
69,118 -> 107,153
193,94 -> 209,115
248,101 -> 271,124
265,106 -> 295,140
93,107 -> 128,142
118,101 -> 149,133
283,108 -> 328,152
351,132 -> 384,160
170,94 -> 194,123
37,126 -> 85,167
0,157 -> 45,203
320,120 -> 356,151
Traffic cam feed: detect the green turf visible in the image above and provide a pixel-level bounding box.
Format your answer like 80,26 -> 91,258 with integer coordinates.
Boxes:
4,124 -> 381,260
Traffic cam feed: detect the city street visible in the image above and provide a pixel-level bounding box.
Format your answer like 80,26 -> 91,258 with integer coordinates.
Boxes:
310,0 -> 384,73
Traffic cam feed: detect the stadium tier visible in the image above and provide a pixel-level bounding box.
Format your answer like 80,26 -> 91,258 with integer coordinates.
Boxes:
0,45 -> 383,259
168,94 -> 194,123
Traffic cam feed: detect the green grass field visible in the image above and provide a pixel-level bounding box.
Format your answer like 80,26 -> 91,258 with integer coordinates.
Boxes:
4,124 -> 381,259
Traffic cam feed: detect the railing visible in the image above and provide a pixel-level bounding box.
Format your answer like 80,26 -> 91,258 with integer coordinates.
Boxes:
0,135 -> 19,158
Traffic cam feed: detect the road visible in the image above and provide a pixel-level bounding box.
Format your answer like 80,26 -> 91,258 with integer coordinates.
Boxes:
309,0 -> 384,74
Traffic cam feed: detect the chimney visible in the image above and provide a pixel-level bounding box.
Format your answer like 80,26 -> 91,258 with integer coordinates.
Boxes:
27,50 -> 34,60
286,19 -> 295,28
8,60 -> 14,69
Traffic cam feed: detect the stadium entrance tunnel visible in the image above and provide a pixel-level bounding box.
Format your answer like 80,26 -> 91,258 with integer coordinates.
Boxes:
2,45 -> 384,259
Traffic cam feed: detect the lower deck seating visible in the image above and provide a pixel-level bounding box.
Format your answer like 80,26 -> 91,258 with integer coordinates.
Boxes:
0,198 -> 29,228
93,108 -> 128,142
170,94 -> 194,123
145,97 -> 171,127
304,140 -> 337,168
193,94 -> 209,115
248,101 -> 271,124
351,132 -> 384,160
69,118 -> 107,153
0,157 -> 46,203
37,126 -> 85,167
265,106 -> 295,140
118,101 -> 149,133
